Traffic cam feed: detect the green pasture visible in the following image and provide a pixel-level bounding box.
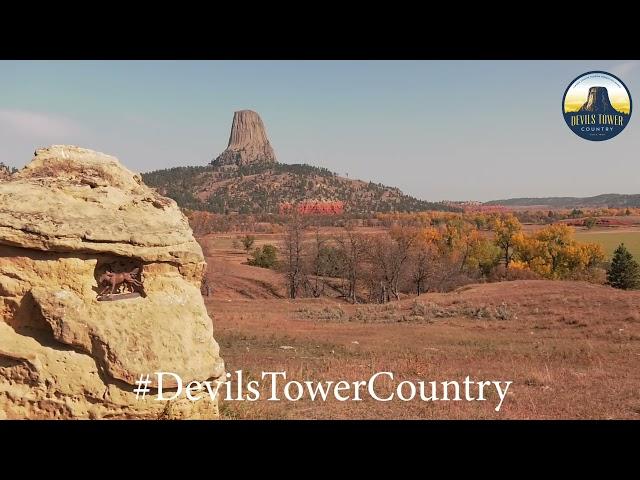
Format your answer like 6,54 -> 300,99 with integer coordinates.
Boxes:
575,231 -> 640,260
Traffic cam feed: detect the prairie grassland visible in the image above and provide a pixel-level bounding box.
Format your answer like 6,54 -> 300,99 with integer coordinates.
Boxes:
208,281 -> 640,419
199,230 -> 640,419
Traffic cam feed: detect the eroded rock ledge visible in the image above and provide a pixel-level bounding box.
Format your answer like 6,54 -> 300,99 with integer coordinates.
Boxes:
0,146 -> 224,419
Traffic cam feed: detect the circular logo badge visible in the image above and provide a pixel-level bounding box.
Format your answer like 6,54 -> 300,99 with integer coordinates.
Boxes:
562,71 -> 632,141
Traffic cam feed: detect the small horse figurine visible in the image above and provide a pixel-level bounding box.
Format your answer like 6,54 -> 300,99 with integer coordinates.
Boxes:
98,267 -> 144,297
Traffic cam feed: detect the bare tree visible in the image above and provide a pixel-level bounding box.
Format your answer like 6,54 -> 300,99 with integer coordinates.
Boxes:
305,227 -> 326,298
427,252 -> 472,292
282,214 -> 306,299
336,227 -> 368,303
200,269 -> 212,297
410,248 -> 431,296
368,230 -> 416,302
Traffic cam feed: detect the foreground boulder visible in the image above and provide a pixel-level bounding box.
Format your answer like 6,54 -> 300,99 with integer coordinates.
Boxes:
0,145 -> 224,419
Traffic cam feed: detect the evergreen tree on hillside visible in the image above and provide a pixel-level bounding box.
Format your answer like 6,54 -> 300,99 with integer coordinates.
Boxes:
607,243 -> 640,290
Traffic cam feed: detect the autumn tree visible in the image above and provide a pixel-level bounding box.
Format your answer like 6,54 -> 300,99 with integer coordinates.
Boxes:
441,220 -> 464,251
513,234 -> 545,273
404,224 -> 479,293
579,243 -> 606,271
472,214 -> 488,230
532,224 -> 574,277
491,215 -> 522,269
513,224 -> 604,280
406,227 -> 438,295
451,222 -> 479,272
463,234 -> 501,277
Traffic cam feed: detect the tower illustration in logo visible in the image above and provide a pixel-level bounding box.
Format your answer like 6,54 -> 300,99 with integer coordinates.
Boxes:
562,71 -> 632,141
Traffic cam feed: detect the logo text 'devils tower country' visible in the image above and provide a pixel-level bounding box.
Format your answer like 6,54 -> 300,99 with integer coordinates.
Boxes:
562,71 -> 632,141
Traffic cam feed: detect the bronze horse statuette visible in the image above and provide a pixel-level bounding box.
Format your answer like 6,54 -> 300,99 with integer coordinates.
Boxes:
97,267 -> 145,300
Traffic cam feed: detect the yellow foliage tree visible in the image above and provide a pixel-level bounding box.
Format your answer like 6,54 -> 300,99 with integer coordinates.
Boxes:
491,215 -> 522,268
533,224 -> 574,277
513,223 -> 605,279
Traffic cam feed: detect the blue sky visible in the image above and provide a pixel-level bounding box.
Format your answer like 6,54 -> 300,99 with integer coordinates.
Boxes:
1,60 -> 638,201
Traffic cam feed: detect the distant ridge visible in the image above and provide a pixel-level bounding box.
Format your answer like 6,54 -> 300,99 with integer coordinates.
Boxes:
485,193 -> 640,209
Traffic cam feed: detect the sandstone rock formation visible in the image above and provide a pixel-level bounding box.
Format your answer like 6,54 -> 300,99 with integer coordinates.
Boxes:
212,110 -> 277,167
0,163 -> 11,181
0,145 -> 224,419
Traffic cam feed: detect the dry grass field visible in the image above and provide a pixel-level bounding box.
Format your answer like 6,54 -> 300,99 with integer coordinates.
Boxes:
199,232 -> 640,419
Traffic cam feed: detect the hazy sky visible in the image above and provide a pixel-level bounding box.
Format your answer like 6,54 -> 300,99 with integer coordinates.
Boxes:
0,60 -> 638,202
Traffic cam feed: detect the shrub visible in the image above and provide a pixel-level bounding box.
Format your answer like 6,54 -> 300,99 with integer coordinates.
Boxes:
584,217 -> 597,229
248,244 -> 278,269
494,302 -> 517,320
296,306 -> 346,322
487,264 -> 541,282
241,234 -> 256,252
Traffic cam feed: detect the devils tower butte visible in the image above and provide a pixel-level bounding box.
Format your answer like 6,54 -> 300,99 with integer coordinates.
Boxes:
578,86 -> 620,114
212,110 -> 277,167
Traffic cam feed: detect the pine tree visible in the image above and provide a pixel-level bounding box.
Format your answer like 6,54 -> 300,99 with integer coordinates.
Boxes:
607,243 -> 640,290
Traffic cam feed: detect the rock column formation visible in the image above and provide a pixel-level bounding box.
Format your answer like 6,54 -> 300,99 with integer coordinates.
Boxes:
0,146 -> 225,419
212,110 -> 277,167
579,86 -> 618,114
